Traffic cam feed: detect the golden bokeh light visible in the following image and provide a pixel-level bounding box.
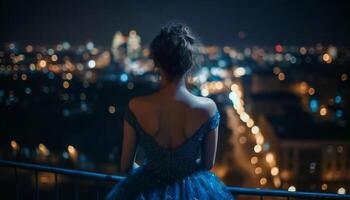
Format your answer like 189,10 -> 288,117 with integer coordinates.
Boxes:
320,107 -> 327,116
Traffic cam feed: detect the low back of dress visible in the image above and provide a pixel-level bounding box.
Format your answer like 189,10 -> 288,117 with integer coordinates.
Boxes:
124,104 -> 220,182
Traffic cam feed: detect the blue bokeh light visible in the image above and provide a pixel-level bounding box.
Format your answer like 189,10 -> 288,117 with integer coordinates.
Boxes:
336,110 -> 343,118
309,99 -> 319,112
120,73 -> 128,82
335,95 -> 342,104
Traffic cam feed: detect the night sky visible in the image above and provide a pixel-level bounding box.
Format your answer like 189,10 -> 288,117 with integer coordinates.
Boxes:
1,0 -> 349,46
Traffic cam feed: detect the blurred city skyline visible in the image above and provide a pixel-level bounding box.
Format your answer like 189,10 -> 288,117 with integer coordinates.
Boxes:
1,0 -> 350,46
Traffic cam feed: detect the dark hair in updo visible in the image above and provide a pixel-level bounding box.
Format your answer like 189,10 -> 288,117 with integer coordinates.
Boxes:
150,22 -> 200,80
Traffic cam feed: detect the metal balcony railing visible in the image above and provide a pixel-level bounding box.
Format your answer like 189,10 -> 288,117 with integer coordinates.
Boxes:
0,159 -> 349,200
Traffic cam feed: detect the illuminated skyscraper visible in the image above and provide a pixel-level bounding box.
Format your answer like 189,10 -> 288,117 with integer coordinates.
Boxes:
127,30 -> 141,60
111,31 -> 126,63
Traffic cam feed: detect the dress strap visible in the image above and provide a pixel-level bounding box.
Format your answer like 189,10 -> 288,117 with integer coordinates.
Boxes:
211,110 -> 220,127
123,104 -> 144,134
205,111 -> 220,135
194,111 -> 221,141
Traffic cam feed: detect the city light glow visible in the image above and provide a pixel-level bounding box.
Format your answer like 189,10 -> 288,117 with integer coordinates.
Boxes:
88,60 -> 96,68
337,187 -> 346,194
254,144 -> 262,153
10,140 -> 20,151
288,186 -> 296,192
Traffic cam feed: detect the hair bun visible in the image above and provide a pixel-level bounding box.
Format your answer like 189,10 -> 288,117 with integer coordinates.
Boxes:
150,22 -> 199,80
160,23 -> 195,45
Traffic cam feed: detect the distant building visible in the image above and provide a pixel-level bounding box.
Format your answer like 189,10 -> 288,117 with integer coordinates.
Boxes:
278,139 -> 350,193
127,30 -> 141,61
111,31 -> 127,70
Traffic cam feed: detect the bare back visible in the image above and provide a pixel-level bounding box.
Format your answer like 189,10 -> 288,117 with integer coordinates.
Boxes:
129,90 -> 218,150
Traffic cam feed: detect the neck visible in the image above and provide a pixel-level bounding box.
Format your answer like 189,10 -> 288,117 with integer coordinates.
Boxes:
158,72 -> 188,97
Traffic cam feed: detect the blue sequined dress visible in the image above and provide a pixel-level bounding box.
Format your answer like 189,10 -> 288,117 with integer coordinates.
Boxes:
106,105 -> 234,200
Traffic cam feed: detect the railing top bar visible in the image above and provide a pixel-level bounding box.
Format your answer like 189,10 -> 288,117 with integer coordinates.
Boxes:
227,186 -> 350,199
1,159 -> 349,199
0,159 -> 124,182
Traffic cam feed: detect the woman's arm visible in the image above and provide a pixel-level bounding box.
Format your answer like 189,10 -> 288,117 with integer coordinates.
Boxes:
200,100 -> 219,170
120,102 -> 139,174
200,126 -> 218,170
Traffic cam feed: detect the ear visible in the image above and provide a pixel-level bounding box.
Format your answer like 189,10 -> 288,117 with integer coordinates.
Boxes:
153,59 -> 160,68
153,59 -> 162,71
153,64 -> 160,72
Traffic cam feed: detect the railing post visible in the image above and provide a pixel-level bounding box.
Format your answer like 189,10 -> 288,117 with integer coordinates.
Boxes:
75,180 -> 79,200
35,170 -> 39,200
14,167 -> 19,200
55,173 -> 59,200
95,181 -> 100,200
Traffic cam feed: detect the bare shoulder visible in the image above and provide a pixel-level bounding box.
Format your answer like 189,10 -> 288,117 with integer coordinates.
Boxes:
191,96 -> 218,119
128,96 -> 140,109
128,95 -> 147,110
128,94 -> 156,112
